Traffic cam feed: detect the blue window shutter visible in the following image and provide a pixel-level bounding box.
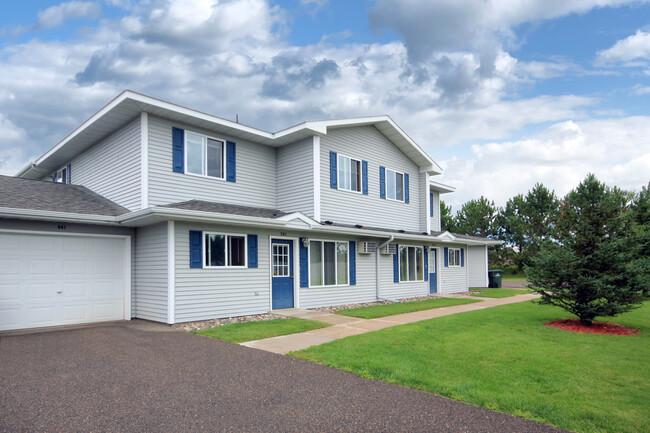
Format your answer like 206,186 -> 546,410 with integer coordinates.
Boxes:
349,241 -> 356,285
404,173 -> 410,203
423,247 -> 428,281
172,127 -> 184,173
226,141 -> 236,182
66,164 -> 71,184
362,161 -> 368,195
329,151 -> 337,189
444,247 -> 449,267
461,248 -> 465,267
430,192 -> 433,217
299,238 -> 309,288
393,244 -> 399,283
189,230 -> 203,268
247,234 -> 258,268
379,166 -> 386,199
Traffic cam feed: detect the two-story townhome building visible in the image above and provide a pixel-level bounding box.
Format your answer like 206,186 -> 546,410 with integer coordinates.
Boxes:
0,91 -> 499,331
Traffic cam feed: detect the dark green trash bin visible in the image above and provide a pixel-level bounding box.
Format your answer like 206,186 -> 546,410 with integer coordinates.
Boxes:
488,270 -> 504,288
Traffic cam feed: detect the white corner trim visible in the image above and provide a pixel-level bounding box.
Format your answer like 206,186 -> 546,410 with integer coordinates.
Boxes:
425,178 -> 431,234
167,220 -> 175,324
140,112 -> 149,209
313,135 -> 321,222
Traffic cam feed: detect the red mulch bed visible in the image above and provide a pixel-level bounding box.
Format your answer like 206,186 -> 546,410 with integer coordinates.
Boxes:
545,319 -> 639,335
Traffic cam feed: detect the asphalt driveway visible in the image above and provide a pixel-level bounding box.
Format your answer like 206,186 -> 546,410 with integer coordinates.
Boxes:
0,321 -> 564,433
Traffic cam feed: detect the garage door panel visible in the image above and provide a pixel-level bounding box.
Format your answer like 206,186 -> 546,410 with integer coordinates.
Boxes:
0,232 -> 128,331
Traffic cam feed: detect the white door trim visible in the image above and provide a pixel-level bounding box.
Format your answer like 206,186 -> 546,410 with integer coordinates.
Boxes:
0,229 -> 132,322
269,236 -> 300,310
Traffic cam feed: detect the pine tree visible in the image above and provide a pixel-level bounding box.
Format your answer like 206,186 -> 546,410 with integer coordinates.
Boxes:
526,174 -> 649,326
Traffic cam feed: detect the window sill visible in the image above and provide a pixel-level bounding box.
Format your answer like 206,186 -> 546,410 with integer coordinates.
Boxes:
179,171 -> 227,182
397,280 -> 426,284
202,265 -> 248,269
308,284 -> 350,289
336,187 -> 363,195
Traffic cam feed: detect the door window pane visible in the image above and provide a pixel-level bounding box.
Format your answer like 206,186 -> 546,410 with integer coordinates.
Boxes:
310,241 -> 323,286
229,236 -> 245,266
324,242 -> 336,286
207,139 -> 223,178
273,244 -> 289,276
336,242 -> 348,285
186,133 -> 204,175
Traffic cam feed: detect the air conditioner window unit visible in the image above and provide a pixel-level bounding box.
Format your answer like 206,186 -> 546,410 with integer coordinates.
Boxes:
360,241 -> 377,254
381,243 -> 396,255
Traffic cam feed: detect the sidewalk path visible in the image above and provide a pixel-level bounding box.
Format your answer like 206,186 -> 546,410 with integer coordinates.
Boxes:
241,293 -> 539,354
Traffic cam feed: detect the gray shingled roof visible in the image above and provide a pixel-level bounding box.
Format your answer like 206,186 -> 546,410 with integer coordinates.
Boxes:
0,175 -> 129,216
325,222 -> 496,242
162,200 -> 288,219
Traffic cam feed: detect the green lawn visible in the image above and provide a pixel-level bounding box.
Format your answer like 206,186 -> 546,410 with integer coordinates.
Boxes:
470,288 -> 530,298
194,318 -> 330,343
334,298 -> 479,319
292,301 -> 650,433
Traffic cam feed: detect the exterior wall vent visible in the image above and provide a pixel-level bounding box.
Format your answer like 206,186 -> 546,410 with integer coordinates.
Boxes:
381,243 -> 397,255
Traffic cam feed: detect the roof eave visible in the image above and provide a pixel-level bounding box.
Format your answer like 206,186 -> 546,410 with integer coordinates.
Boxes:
0,207 -> 121,225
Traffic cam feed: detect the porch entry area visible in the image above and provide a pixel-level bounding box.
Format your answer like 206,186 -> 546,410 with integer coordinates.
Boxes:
271,239 -> 294,309
429,248 -> 438,293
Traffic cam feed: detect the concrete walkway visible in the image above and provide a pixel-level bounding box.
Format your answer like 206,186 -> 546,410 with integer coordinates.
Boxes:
241,293 -> 539,354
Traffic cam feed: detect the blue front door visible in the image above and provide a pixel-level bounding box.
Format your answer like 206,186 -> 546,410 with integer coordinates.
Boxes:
429,249 -> 438,293
271,240 -> 294,309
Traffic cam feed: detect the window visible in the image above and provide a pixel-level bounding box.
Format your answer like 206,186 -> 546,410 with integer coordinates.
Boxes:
386,169 -> 404,201
309,240 -> 348,286
204,233 -> 246,267
272,244 -> 290,277
448,248 -> 461,267
399,245 -> 424,282
54,167 -> 68,184
186,131 -> 224,178
338,155 -> 361,192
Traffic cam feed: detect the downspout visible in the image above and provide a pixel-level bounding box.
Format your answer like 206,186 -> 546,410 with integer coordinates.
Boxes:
376,235 -> 395,302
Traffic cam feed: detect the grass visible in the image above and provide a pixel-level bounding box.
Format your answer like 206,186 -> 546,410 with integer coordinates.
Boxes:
470,288 -> 530,298
193,318 -> 330,343
334,298 -> 479,319
502,274 -> 527,282
292,301 -> 650,433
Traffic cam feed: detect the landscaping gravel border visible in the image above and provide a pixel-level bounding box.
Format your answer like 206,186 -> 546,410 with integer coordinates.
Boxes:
173,313 -> 288,332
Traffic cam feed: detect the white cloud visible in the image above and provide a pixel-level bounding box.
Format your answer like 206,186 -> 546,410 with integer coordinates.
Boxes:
597,30 -> 650,65
2,1 -> 102,35
439,117 -> 650,210
0,114 -> 30,176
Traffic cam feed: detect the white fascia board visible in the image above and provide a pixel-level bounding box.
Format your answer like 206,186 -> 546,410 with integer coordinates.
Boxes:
0,207 -> 120,225
430,180 -> 456,194
275,212 -> 319,226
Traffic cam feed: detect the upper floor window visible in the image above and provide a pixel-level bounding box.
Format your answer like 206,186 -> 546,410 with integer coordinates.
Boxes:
448,248 -> 461,267
53,165 -> 70,184
386,169 -> 404,201
399,245 -> 424,282
204,232 -> 246,267
186,131 -> 224,179
338,154 -> 361,192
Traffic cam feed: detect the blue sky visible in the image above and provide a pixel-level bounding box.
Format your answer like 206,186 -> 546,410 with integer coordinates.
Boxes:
0,0 -> 648,209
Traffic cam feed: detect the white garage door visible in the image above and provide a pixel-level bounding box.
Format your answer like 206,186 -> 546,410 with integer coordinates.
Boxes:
0,232 -> 129,331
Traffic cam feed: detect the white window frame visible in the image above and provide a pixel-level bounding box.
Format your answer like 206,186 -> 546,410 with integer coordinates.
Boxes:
308,239 -> 350,287
448,248 -> 461,268
385,168 -> 405,202
337,154 -> 362,193
184,130 -> 226,180
399,245 -> 425,282
54,166 -> 69,184
204,232 -> 247,268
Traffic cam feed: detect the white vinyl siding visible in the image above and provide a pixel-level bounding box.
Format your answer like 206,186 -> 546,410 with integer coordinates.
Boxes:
321,126 -> 420,232
439,244 -> 468,293
133,222 -> 168,322
147,115 -> 276,208
468,245 -> 488,288
69,117 -> 141,210
276,138 -> 314,217
174,222 -> 270,322
431,190 -> 441,231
